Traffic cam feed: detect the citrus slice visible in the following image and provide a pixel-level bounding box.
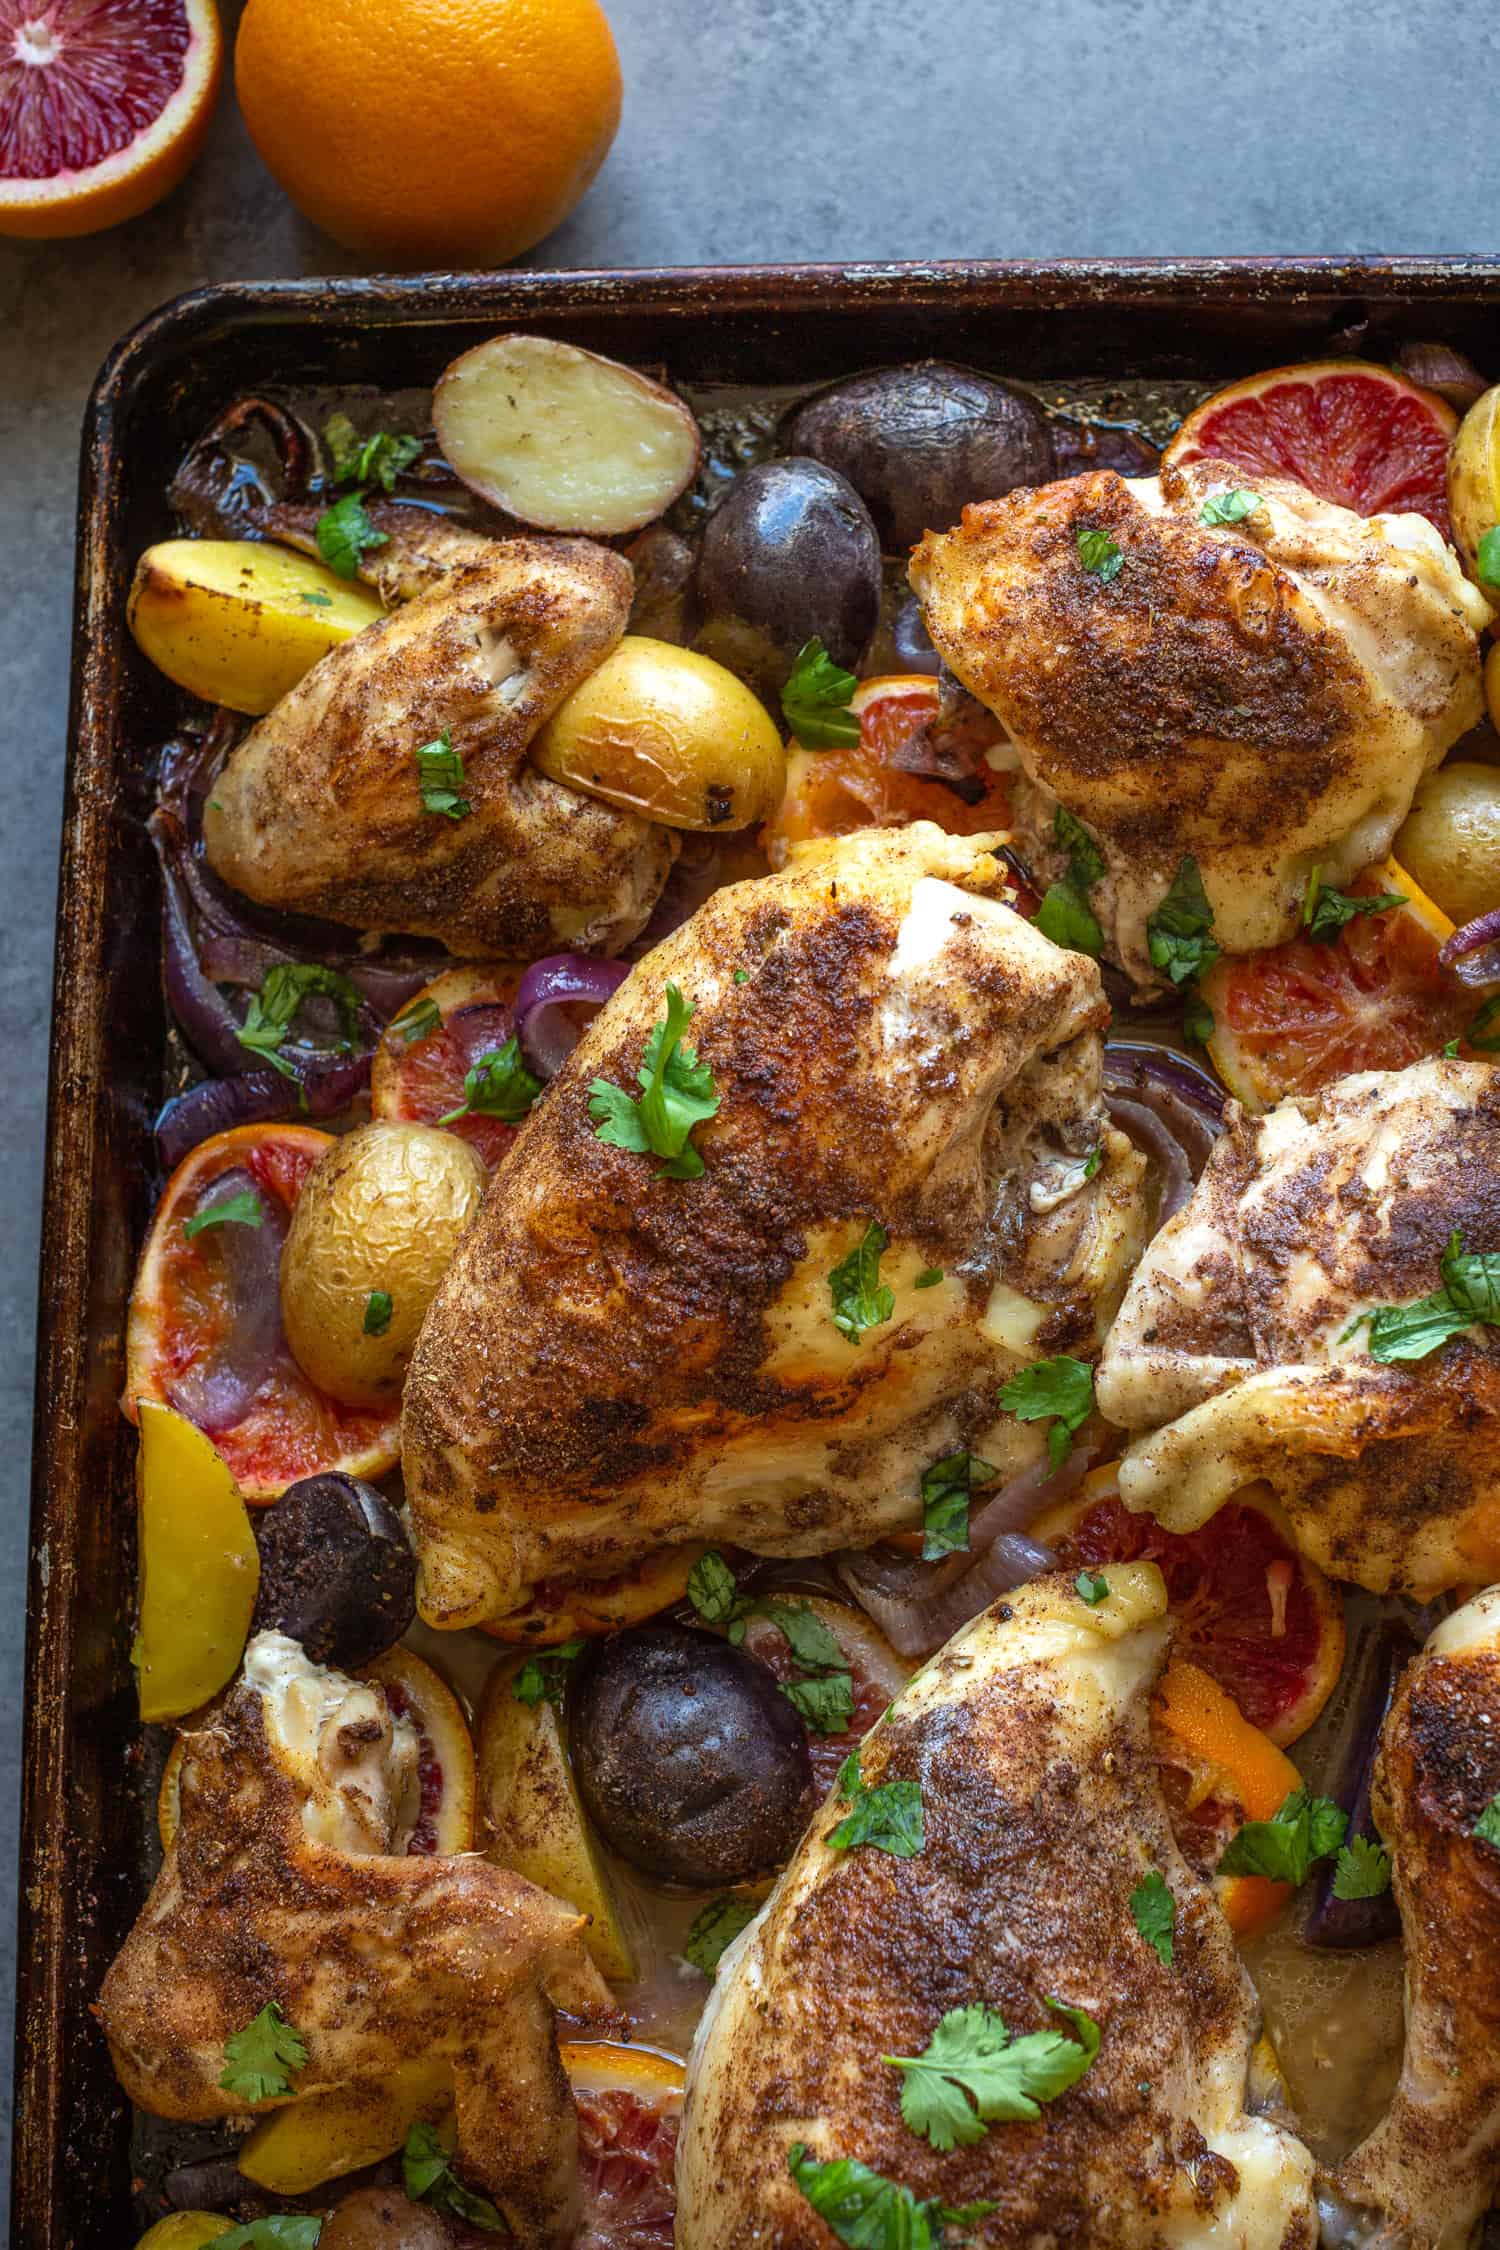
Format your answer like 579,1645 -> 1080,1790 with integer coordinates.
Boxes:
370,965 -> 525,1170
481,1546 -> 709,1649
1201,858 -> 1480,1112
364,1647 -> 476,1855
0,0 -> 222,241
1034,1467 -> 1344,1747
562,2042 -> 683,2250
741,1594 -> 911,1792
123,1124 -> 401,1501
1163,360 -> 1458,534
763,674 -> 1014,867
1152,1657 -> 1302,1939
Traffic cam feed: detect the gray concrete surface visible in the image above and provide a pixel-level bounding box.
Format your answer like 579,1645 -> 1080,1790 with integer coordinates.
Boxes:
0,0 -> 1496,2220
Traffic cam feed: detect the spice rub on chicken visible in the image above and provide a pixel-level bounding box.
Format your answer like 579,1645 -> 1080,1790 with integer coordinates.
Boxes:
1096,1058 -> 1500,1599
908,459 -> 1490,987
98,1632 -> 611,2248
676,1567 -> 1319,2250
203,521 -> 674,959
401,824 -> 1149,1631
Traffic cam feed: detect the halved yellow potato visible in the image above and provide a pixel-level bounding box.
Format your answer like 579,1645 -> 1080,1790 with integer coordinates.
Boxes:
238,2055 -> 452,2193
128,539 -> 385,715
134,2216 -> 235,2250
135,1400 -> 260,1724
478,1658 -> 636,1982
532,636 -> 785,831
1394,760 -> 1500,927
1448,383 -> 1500,584
434,334 -> 701,536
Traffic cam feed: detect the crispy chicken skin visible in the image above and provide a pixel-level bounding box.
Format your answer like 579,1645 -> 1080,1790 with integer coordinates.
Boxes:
202,527 -> 675,958
1096,1059 -> 1500,1599
98,1633 -> 611,2247
676,1566 -> 1318,2249
1324,1586 -> 1500,2250
909,459 -> 1490,985
402,825 -> 1148,1630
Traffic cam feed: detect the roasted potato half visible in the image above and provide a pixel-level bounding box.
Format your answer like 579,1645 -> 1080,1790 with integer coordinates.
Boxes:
128,539 -> 384,714
1448,382 -> 1500,585
1394,759 -> 1500,926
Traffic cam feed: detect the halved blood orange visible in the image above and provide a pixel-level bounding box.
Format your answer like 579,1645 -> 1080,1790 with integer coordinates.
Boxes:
1201,857 -> 1479,1112
365,1647 -> 476,1854
1152,1657 -> 1302,1939
741,1593 -> 911,1792
563,2042 -> 684,2250
370,964 -> 525,1170
762,674 -> 1014,867
481,1546 -> 710,1649
1034,1467 -> 1344,1747
123,1124 -> 400,1501
0,0 -> 223,241
1163,360 -> 1458,534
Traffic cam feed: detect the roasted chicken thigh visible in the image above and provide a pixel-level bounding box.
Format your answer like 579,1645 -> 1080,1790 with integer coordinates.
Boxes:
1096,1059 -> 1500,1598
676,1566 -> 1319,2248
98,1633 -> 610,2246
909,459 -> 1489,984
402,824 -> 1148,1630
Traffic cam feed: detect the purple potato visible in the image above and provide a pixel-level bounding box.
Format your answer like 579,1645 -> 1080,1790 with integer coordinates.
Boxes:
252,1472 -> 415,1671
694,457 -> 881,687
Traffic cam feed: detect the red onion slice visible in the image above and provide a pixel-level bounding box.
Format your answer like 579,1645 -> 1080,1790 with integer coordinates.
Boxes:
1395,339 -> 1489,411
1439,907 -> 1500,989
445,1003 -> 515,1071
1107,1095 -> 1195,1225
155,1055 -> 372,1171
516,954 -> 630,1078
166,1168 -> 289,1436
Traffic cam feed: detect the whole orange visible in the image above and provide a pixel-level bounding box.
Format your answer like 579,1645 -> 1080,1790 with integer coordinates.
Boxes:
234,0 -> 622,267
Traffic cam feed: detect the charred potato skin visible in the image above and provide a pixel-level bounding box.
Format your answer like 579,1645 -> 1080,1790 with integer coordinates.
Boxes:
782,361 -> 1055,554
694,456 -> 881,688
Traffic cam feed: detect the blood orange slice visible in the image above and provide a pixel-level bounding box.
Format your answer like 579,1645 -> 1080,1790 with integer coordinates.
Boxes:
124,1124 -> 400,1500
1201,858 -> 1479,1112
1164,360 -> 1458,535
563,2042 -> 683,2250
370,964 -> 524,1170
364,1647 -> 476,1855
1034,1467 -> 1344,1747
0,0 -> 222,240
1152,1657 -> 1302,1939
763,674 -> 1014,867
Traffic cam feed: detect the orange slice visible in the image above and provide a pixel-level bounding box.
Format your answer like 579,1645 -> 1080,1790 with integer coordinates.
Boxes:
1153,1657 -> 1303,1938
370,964 -> 526,1171
562,2042 -> 683,2250
364,1647 -> 476,1855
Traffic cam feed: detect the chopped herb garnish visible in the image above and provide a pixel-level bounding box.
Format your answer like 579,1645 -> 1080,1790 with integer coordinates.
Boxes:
998,1355 -> 1095,1470
237,961 -> 363,1081
206,2221 -> 322,2250
402,2122 -> 503,2232
1082,1145 -> 1103,1180
781,636 -> 861,749
314,490 -> 388,579
686,1548 -> 743,1628
1182,991 -> 1216,1046
1341,1228 -> 1500,1363
1076,525 -> 1123,582
787,2144 -> 996,2249
1199,487 -> 1262,526
686,1554 -> 852,1727
1332,1835 -> 1392,1900
1147,856 -> 1220,987
1054,805 -> 1105,888
183,1187 -> 264,1240
1477,526 -> 1500,592
362,1289 -> 393,1337
829,1749 -> 924,1859
829,1220 -> 896,1343
589,983 -> 720,1180
914,1266 -> 945,1289
683,1895 -> 759,1975
391,996 -> 442,1045
415,728 -> 472,821
511,1638 -> 584,1709
298,589 -> 334,608
782,1670 -> 856,1734
436,1035 -> 540,1126
324,413 -> 422,493
1075,1568 -> 1109,1606
920,1452 -> 997,1561
1034,875 -> 1103,957
1467,994 -> 1500,1052
1129,1870 -> 1176,1965
1474,1794 -> 1500,1848
885,1998 -> 1100,2150
1217,1788 -> 1347,1886
219,2001 -> 308,2103
1300,866 -> 1406,944
733,969 -> 750,985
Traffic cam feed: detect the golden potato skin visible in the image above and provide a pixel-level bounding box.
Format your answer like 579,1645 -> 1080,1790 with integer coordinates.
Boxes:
280,1124 -> 487,1409
1449,383 -> 1500,580
531,635 -> 786,831
318,2187 -> 453,2250
1394,760 -> 1500,927
128,539 -> 384,715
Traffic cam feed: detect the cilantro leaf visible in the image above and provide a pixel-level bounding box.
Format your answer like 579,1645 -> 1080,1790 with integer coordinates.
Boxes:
761,1597 -> 847,1675
1343,1228 -> 1500,1363
1076,525 -> 1123,582
362,1289 -> 393,1337
511,1638 -> 583,1709
299,589 -> 333,608
687,1559 -> 852,1722
1147,856 -> 1220,987
315,490 -> 388,578
915,1266 -> 945,1288
391,996 -> 442,1045
1474,1794 -> 1500,1849
684,1895 -> 759,1975
788,2144 -> 996,2249
829,1749 -> 924,1858
183,1186 -> 264,1240
1129,1870 -> 1176,1964
207,2221 -> 322,2250
829,1221 -> 896,1343
1075,1569 -> 1109,1607
436,1036 -> 540,1126
781,637 -> 861,749
1054,804 -> 1106,889
998,1356 -> 1095,1470
1478,526 -> 1500,592
415,729 -> 472,821
589,983 -> 719,1179
782,1670 -> 856,1734
1300,867 -> 1406,944
1331,1834 -> 1392,1900
325,413 -> 422,493
687,1548 -> 745,1628
1182,991 -> 1216,1046
1199,487 -> 1262,526
920,1452 -> 997,1562
1441,1230 -> 1500,1322
885,1998 -> 1100,2151
237,962 -> 364,1082
219,2001 -> 308,2103
1217,1788 -> 1347,1886
1034,876 -> 1103,957
402,2122 -> 504,2232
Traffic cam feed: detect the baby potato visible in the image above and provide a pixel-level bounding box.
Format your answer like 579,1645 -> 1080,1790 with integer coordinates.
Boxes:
134,2218 -> 238,2250
531,635 -> 785,831
128,539 -> 385,715
1448,383 -> 1500,585
1393,760 -> 1500,927
280,1124 -> 486,1410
